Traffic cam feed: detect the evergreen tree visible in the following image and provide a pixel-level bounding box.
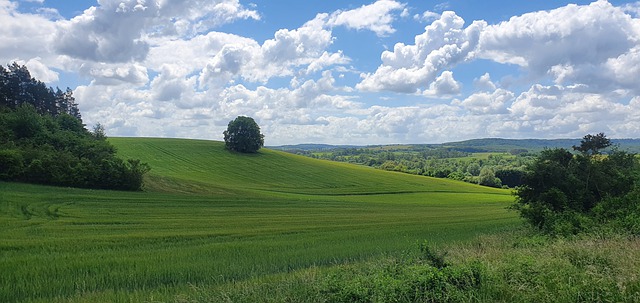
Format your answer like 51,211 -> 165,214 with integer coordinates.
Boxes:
0,63 -> 81,119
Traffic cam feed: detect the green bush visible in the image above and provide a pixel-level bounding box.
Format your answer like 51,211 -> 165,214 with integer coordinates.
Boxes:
419,241 -> 449,269
593,186 -> 640,235
478,167 -> 502,188
320,243 -> 485,303
0,149 -> 23,179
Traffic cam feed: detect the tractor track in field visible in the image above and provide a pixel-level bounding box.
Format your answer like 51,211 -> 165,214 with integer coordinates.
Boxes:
146,142 -> 204,169
258,188 -> 511,197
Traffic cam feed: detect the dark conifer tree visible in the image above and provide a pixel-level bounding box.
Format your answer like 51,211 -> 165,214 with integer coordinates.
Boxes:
65,87 -> 81,120
0,63 -> 82,120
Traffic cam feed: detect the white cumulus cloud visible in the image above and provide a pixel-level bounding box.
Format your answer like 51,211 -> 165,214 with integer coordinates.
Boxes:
478,0 -> 640,93
357,11 -> 486,93
53,0 -> 259,63
423,70 -> 461,97
456,88 -> 513,115
0,1 -> 56,61
327,0 -> 406,36
84,63 -> 149,86
20,57 -> 59,83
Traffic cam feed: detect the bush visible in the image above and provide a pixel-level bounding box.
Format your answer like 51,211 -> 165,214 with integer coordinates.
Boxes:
592,186 -> 640,235
321,243 -> 485,303
478,167 -> 502,188
0,149 -> 23,179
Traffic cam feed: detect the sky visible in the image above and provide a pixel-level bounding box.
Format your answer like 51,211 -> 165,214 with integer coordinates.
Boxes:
2,0 -> 640,145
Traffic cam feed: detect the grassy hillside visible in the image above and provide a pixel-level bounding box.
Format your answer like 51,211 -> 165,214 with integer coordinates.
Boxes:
111,137 -> 503,196
1,138 -> 517,302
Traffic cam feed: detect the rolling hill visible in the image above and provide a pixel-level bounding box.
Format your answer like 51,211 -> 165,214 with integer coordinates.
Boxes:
111,137 -> 506,196
1,138 -> 517,302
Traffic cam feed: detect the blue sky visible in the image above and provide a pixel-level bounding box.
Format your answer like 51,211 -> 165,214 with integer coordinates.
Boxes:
2,0 -> 640,144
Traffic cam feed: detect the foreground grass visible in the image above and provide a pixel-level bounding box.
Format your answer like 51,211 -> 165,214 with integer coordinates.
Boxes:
5,138 -> 635,302
184,228 -> 640,303
0,182 -> 515,302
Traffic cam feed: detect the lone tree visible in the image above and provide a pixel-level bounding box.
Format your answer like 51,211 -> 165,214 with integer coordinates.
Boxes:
223,116 -> 264,153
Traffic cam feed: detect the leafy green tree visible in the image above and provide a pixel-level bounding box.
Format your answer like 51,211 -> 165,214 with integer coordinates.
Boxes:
0,149 -> 23,180
478,167 -> 501,188
56,113 -> 85,133
223,116 -> 264,153
514,148 -> 577,231
92,123 -> 107,140
495,168 -> 525,188
466,162 -> 481,176
9,104 -> 45,140
572,132 -> 611,156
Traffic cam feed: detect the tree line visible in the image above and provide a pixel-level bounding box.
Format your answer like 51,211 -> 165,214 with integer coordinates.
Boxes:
0,63 -> 149,191
288,145 -> 533,188
515,133 -> 640,235
287,133 -> 640,235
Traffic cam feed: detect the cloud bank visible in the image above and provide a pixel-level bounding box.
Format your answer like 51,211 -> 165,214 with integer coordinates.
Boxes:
1,0 -> 639,145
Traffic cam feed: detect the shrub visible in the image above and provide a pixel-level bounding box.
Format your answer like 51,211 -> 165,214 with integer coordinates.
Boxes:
478,167 -> 502,188
320,242 -> 486,303
0,149 -> 23,179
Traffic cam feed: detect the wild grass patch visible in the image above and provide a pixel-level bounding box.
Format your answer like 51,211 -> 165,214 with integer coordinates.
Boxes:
176,228 -> 640,303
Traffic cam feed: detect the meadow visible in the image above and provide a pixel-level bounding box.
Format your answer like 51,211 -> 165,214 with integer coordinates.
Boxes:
0,138 -> 518,302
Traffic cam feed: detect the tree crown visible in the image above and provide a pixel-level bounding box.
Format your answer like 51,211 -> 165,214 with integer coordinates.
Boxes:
223,116 -> 264,153
572,132 -> 611,156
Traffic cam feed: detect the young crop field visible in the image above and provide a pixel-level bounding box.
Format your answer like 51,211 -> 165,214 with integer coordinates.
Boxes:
0,138 -> 518,302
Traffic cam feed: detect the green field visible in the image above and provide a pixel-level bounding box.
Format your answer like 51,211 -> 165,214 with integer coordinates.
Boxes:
0,138 -> 518,302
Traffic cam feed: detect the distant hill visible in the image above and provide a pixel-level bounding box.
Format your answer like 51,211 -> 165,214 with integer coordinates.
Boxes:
441,138 -> 581,153
269,143 -> 360,151
442,138 -> 640,153
272,138 -> 640,153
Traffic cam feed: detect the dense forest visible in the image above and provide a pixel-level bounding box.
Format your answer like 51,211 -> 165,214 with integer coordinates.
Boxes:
0,63 -> 149,190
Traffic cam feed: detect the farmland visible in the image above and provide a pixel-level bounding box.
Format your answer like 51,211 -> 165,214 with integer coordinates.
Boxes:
1,138 -> 517,302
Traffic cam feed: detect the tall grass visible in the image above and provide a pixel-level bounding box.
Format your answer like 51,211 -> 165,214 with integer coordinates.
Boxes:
181,228 -> 640,303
